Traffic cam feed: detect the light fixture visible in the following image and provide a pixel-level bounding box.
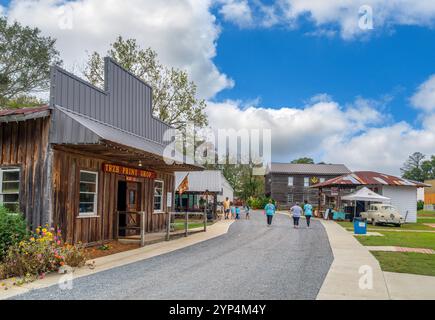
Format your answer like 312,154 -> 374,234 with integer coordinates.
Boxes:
138,160 -> 143,167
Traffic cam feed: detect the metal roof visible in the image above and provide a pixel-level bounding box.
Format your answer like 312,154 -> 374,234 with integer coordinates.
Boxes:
267,163 -> 351,175
55,106 -> 178,159
174,171 -> 233,193
0,106 -> 50,122
312,171 -> 430,188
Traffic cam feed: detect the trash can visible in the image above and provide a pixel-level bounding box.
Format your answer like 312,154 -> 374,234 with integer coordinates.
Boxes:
354,218 -> 367,235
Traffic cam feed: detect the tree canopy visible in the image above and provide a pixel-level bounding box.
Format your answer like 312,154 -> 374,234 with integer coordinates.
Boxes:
84,36 -> 208,129
0,17 -> 61,107
401,152 -> 435,182
291,157 -> 315,164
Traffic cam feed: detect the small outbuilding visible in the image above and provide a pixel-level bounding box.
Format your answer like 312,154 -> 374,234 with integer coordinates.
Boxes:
312,171 -> 430,223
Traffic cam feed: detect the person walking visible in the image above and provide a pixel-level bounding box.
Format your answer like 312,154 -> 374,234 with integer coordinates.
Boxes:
264,200 -> 276,226
235,206 -> 241,220
223,197 -> 231,220
290,203 -> 303,229
303,200 -> 313,228
245,204 -> 251,220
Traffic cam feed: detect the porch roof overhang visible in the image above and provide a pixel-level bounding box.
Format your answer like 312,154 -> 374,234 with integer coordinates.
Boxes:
53,105 -> 202,172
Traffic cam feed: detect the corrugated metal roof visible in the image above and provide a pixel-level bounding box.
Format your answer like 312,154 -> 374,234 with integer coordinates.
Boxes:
175,171 -> 233,193
312,171 -> 430,188
268,163 -> 351,175
56,106 -> 170,158
0,106 -> 50,122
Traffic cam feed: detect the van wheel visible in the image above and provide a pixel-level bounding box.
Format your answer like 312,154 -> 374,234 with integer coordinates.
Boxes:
372,219 -> 377,226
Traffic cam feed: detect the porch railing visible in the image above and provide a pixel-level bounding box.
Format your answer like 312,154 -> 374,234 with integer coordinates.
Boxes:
116,210 -> 209,247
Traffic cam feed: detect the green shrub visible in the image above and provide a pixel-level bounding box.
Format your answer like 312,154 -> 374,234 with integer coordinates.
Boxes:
0,206 -> 29,261
417,200 -> 425,211
247,196 -> 276,210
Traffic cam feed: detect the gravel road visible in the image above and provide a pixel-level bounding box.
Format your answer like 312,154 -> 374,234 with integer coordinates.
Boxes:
14,211 -> 333,300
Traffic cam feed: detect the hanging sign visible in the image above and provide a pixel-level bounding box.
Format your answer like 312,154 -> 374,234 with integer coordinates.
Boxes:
103,163 -> 157,179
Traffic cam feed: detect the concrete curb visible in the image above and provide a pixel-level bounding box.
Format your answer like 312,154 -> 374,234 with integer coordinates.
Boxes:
0,220 -> 234,300
316,220 -> 390,300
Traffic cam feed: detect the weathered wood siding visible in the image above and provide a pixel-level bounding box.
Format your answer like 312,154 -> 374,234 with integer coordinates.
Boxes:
266,173 -> 339,209
0,117 -> 51,228
52,148 -> 174,245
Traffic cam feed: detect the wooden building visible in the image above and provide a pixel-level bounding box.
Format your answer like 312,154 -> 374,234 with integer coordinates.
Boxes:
0,58 -> 199,245
265,163 -> 351,210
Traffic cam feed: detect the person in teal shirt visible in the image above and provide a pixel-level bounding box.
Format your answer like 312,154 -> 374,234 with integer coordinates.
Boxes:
303,200 -> 313,228
264,200 -> 276,226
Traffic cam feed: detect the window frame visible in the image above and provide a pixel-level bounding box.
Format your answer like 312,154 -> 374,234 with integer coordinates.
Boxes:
153,180 -> 165,213
0,167 -> 21,212
288,176 -> 294,187
287,193 -> 294,204
78,170 -> 99,218
304,177 -> 310,187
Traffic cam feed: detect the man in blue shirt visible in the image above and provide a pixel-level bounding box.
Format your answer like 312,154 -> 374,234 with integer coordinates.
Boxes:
264,200 -> 276,226
303,200 -> 313,228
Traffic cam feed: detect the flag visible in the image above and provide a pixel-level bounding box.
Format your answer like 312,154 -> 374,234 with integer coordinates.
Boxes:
178,174 -> 189,195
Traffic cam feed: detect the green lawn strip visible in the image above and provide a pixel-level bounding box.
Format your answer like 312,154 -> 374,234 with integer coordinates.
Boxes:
355,231 -> 435,250
336,221 -> 434,231
172,220 -> 212,231
370,251 -> 435,276
418,210 -> 435,218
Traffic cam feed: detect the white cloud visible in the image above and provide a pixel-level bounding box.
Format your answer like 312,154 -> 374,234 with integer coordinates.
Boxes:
219,0 -> 253,27
411,74 -> 435,113
4,0 -> 234,99
206,93 -> 435,175
217,0 -> 435,39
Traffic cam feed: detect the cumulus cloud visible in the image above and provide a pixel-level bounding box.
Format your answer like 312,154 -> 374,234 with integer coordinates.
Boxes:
206,92 -> 435,175
218,0 -> 253,27
217,0 -> 435,39
410,74 -> 435,113
4,0 -> 234,99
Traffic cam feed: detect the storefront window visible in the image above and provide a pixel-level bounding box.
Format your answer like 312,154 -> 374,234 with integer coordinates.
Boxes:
0,168 -> 20,212
154,180 -> 164,212
79,171 -> 98,216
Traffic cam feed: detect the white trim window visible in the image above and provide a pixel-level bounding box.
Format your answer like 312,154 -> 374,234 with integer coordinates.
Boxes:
320,177 -> 326,183
79,171 -> 98,217
154,180 -> 164,213
288,177 -> 294,187
287,194 -> 293,204
0,167 -> 20,212
304,177 -> 310,187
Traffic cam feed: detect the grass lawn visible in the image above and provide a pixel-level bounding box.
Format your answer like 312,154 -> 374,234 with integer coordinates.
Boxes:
418,210 -> 435,218
371,251 -> 435,276
172,219 -> 211,231
355,231 -> 435,250
337,221 -> 435,231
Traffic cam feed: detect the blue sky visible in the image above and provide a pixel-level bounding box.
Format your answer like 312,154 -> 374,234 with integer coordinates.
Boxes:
213,22 -> 435,125
1,0 -> 435,173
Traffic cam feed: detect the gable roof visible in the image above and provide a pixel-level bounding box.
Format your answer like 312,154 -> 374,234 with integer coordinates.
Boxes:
312,171 -> 430,188
175,171 -> 233,193
267,163 -> 351,175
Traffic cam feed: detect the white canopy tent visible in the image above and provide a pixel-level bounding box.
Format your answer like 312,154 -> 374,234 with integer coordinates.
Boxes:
342,187 -> 391,203
341,187 -> 391,219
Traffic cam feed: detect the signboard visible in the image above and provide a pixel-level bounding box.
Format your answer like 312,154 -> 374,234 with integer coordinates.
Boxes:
167,192 -> 173,208
103,164 -> 157,179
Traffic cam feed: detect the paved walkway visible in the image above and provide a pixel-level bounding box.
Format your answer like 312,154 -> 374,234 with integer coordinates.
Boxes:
319,220 -> 435,300
6,211 -> 333,300
366,246 -> 435,254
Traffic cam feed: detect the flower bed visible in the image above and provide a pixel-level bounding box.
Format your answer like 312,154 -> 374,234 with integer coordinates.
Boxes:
0,226 -> 88,281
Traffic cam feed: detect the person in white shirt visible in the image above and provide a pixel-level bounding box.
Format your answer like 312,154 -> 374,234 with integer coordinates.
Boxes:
290,203 -> 303,229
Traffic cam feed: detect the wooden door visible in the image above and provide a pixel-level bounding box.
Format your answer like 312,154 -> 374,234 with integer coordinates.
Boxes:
126,182 -> 141,235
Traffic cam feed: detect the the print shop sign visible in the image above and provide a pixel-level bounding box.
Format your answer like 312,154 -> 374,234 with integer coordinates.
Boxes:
103,164 -> 157,180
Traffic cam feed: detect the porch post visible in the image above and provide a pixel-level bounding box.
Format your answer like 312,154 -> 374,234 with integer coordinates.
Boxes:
140,212 -> 146,247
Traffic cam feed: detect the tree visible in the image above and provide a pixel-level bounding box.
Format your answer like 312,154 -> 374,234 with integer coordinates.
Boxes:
84,36 -> 208,129
0,17 -> 61,107
291,157 -> 315,164
401,152 -> 435,182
